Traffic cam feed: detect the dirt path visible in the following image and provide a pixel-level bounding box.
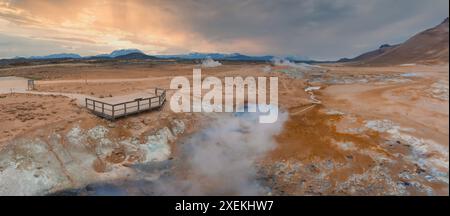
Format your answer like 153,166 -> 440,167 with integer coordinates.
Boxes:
1,76 -> 161,106
36,77 -> 169,85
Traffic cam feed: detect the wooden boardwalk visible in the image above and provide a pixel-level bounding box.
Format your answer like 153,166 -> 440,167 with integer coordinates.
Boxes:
85,88 -> 166,120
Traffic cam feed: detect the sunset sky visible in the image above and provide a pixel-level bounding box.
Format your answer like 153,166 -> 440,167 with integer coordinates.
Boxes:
0,0 -> 448,60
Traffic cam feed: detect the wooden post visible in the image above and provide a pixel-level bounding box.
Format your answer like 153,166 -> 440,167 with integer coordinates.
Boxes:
102,103 -> 104,114
93,101 -> 96,112
124,103 -> 127,114
27,80 -> 35,90
137,100 -> 140,111
112,105 -> 115,119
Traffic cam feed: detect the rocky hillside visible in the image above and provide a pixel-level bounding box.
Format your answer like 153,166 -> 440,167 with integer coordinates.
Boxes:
343,18 -> 449,66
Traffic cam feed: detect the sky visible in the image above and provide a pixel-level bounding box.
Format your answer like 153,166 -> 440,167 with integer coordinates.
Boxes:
0,0 -> 448,60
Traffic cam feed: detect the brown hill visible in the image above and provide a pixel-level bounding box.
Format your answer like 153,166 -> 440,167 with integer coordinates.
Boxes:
344,18 -> 449,66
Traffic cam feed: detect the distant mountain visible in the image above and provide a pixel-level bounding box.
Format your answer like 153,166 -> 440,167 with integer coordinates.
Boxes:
222,53 -> 278,61
113,52 -> 157,60
86,49 -> 150,59
155,52 -> 308,61
282,55 -> 311,62
222,54 -> 271,61
91,54 -> 111,58
2,48 -> 310,62
10,49 -> 152,60
108,49 -> 144,58
342,17 -> 449,65
156,52 -> 232,59
29,53 -> 81,59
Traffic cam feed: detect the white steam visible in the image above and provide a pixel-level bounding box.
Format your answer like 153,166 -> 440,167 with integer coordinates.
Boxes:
201,57 -> 222,68
271,57 -> 320,70
154,105 -> 288,195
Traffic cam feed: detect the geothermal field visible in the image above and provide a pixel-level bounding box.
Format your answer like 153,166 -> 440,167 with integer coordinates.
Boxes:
0,1 -> 448,197
0,60 -> 448,195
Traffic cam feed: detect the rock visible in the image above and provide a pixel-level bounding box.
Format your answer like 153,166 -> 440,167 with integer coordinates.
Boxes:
414,164 -> 426,174
171,119 -> 185,135
0,139 -> 69,195
92,158 -> 108,173
141,118 -> 149,125
364,119 -> 397,133
140,127 -> 174,163
87,126 -> 109,140
106,148 -> 126,164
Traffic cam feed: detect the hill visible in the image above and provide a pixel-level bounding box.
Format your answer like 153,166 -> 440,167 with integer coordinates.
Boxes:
342,18 -> 449,65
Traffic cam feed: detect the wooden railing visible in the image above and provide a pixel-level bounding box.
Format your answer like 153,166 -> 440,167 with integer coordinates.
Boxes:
85,88 -> 166,120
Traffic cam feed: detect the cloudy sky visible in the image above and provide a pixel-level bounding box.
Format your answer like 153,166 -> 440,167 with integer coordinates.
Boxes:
0,0 -> 448,60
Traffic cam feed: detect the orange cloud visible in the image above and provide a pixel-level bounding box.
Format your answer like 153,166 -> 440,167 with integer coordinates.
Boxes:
0,0 -> 251,55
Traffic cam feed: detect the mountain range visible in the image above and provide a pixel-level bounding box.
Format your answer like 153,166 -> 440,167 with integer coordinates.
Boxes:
10,49 -> 309,62
28,53 -> 82,60
155,52 -> 310,61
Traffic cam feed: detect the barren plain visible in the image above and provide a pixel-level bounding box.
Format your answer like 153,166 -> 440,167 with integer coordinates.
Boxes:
0,62 -> 448,195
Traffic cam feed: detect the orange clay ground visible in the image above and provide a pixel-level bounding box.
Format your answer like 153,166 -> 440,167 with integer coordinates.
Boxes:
0,62 -> 448,195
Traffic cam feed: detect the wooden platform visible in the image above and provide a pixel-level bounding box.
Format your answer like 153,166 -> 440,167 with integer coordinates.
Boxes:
85,88 -> 166,120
